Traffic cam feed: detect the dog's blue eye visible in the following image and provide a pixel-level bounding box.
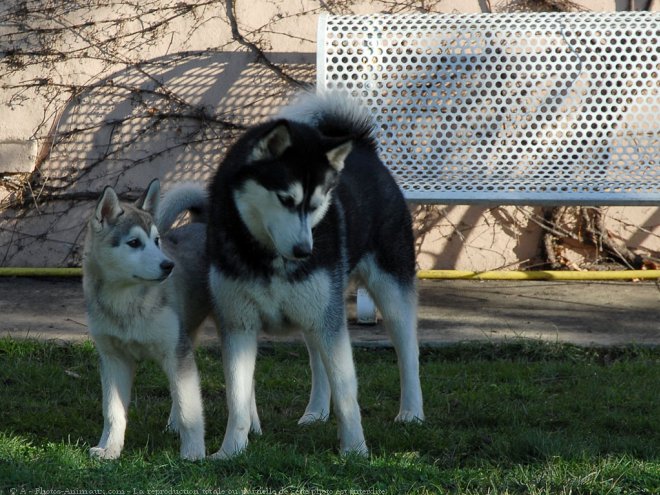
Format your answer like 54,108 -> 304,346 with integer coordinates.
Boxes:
277,194 -> 295,209
154,236 -> 160,247
127,238 -> 142,249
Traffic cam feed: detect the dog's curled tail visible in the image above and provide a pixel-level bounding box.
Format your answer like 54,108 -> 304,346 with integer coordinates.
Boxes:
277,90 -> 377,147
156,182 -> 208,233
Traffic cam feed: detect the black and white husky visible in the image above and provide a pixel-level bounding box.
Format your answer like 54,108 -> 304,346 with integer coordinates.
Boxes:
207,92 -> 424,458
83,179 -> 209,460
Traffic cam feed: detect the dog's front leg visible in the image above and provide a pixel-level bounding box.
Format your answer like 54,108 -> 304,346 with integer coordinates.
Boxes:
90,349 -> 135,460
164,346 -> 206,461
298,332 -> 331,425
211,328 -> 258,460
305,323 -> 368,457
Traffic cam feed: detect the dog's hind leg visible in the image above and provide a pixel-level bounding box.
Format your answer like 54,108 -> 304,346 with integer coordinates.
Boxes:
166,322 -> 206,435
379,284 -> 424,422
90,348 -> 136,460
164,345 -> 205,460
298,332 -> 331,425
360,262 -> 424,423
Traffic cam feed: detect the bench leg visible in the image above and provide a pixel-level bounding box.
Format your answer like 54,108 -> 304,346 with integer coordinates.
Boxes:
356,287 -> 377,325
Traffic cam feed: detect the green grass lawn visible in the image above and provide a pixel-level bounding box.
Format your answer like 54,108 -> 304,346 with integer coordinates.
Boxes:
0,337 -> 658,494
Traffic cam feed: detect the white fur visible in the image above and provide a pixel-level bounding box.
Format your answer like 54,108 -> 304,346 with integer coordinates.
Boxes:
209,264 -> 367,458
127,225 -> 170,282
309,182 -> 333,227
234,180 -> 334,261
303,321 -> 366,456
85,282 -> 205,460
356,262 -> 424,423
297,256 -> 424,425
352,255 -> 423,422
277,90 -> 375,142
88,309 -> 204,460
249,123 -> 292,163
298,333 -> 331,425
326,142 -> 352,172
155,182 -> 207,232
281,182 -> 304,206
266,214 -> 313,263
211,263 -> 331,334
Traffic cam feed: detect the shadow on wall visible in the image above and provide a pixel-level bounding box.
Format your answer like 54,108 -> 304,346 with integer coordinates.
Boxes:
411,203 -> 546,271
1,34 -> 658,270
0,51 -> 313,267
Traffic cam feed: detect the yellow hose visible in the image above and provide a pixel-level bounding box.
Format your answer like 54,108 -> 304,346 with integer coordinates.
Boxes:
0,267 -> 658,281
0,267 -> 82,277
417,269 -> 660,281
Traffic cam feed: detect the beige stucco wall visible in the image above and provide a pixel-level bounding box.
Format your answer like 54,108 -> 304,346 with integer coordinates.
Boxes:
0,0 -> 657,270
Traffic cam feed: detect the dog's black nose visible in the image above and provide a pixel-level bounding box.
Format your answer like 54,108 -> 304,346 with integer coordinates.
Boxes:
160,260 -> 175,275
292,243 -> 312,260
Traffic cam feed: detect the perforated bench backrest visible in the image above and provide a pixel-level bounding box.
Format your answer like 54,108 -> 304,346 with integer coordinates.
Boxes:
317,12 -> 660,205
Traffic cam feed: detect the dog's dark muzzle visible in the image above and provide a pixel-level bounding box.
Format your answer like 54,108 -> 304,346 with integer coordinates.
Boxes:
292,242 -> 312,260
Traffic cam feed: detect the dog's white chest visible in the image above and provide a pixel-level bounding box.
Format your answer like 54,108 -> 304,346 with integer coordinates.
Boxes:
260,276 -> 330,333
89,306 -> 180,361
211,266 -> 332,334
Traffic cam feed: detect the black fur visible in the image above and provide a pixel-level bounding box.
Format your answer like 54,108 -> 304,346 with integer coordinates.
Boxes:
206,110 -> 415,285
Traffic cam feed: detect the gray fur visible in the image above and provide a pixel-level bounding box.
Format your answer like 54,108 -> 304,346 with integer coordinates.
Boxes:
277,90 -> 376,142
83,179 -> 210,461
156,182 -> 209,232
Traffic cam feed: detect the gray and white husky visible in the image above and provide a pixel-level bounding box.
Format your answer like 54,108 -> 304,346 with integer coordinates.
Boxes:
207,92 -> 424,459
83,179 -> 209,460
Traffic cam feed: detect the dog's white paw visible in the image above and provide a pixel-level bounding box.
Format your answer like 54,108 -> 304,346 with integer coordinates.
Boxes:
209,445 -> 244,461
209,435 -> 249,460
180,443 -> 205,461
165,420 -> 179,434
340,442 -> 369,458
89,446 -> 121,460
394,410 -> 425,423
208,450 -> 229,461
297,410 -> 329,425
250,419 -> 262,436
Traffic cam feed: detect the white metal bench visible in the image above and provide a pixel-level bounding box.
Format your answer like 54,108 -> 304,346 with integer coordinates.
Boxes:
316,12 -> 660,323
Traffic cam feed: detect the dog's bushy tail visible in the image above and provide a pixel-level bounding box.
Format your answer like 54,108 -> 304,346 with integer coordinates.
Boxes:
156,182 -> 208,232
277,90 -> 377,148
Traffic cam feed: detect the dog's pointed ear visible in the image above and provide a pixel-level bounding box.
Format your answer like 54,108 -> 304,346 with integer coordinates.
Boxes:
136,178 -> 160,216
93,186 -> 123,231
326,140 -> 353,172
249,121 -> 292,163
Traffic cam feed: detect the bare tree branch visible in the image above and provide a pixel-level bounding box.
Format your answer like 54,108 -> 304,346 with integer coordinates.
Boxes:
225,0 -> 307,89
